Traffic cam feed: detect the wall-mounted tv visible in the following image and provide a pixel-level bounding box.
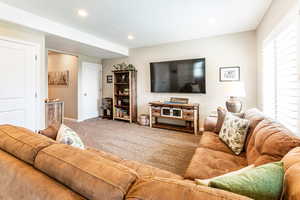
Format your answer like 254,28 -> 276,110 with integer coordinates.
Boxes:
150,58 -> 206,93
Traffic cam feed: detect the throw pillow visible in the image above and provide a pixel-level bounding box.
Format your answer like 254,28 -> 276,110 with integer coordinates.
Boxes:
214,107 -> 245,133
214,107 -> 227,133
195,165 -> 254,186
39,123 -> 60,140
56,124 -> 85,149
209,162 -> 284,200
219,113 -> 250,155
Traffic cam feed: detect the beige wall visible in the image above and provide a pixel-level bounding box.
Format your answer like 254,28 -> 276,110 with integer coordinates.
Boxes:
0,21 -> 46,129
48,53 -> 78,119
102,31 -> 257,123
256,0 -> 299,109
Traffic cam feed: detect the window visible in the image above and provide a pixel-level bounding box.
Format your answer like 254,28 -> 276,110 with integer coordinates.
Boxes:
262,21 -> 300,134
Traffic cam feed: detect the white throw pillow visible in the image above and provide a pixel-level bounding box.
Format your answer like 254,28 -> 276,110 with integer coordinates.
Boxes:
56,124 -> 85,149
219,113 -> 250,155
195,165 -> 254,186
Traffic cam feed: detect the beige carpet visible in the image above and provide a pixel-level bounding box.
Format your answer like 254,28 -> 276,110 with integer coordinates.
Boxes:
65,118 -> 200,175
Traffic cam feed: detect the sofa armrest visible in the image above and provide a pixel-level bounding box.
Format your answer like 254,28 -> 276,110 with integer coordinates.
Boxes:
204,116 -> 217,132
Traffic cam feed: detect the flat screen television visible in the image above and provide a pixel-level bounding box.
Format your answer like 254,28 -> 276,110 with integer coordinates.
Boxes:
150,58 -> 206,93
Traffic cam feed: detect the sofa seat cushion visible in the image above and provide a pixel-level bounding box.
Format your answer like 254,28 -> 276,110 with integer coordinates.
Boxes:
184,147 -> 247,180
126,177 -> 252,200
0,125 -> 56,164
35,144 -> 137,200
121,159 -> 183,180
0,149 -> 85,200
246,119 -> 300,166
199,131 -> 234,154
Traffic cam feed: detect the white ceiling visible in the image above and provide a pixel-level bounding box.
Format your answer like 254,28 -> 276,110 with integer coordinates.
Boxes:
0,0 -> 272,49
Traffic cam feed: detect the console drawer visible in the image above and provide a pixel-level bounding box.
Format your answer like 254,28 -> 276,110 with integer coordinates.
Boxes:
183,109 -> 194,121
152,107 -> 161,117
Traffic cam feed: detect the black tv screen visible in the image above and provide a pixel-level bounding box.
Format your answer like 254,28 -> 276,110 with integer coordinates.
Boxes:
150,58 -> 206,93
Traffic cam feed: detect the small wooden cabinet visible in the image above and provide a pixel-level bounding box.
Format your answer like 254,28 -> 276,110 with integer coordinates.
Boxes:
149,101 -> 199,135
45,100 -> 64,127
113,70 -> 137,123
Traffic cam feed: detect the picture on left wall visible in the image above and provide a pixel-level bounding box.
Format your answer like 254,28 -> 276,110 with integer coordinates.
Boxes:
48,70 -> 70,86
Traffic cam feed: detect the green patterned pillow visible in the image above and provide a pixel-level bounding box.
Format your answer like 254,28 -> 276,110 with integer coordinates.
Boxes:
219,113 -> 250,155
56,124 -> 85,149
209,162 -> 284,200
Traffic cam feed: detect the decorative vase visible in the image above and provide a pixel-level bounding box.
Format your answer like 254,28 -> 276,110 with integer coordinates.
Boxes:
226,96 -> 242,113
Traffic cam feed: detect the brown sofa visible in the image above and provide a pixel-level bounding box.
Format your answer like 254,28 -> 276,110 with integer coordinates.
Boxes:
185,108 -> 300,199
0,108 -> 300,199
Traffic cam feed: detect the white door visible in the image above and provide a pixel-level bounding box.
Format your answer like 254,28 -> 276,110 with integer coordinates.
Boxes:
0,38 -> 37,131
82,62 -> 101,120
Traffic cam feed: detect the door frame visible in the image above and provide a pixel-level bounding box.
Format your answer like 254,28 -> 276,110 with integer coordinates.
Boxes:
0,36 -> 42,131
78,62 -> 102,122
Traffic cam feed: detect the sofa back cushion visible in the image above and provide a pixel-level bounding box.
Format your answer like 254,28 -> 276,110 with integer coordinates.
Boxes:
243,109 -> 266,149
126,177 -> 252,200
281,147 -> 300,199
0,149 -> 85,200
246,119 -> 300,166
0,125 -> 56,164
34,144 -> 137,200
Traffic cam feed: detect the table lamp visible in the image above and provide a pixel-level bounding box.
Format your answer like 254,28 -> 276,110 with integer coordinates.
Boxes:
223,82 -> 246,113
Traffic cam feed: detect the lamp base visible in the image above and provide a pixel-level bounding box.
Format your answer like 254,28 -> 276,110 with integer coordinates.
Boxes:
226,97 -> 242,113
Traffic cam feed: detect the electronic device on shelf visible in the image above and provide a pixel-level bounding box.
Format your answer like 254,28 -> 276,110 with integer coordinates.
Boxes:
161,107 -> 183,119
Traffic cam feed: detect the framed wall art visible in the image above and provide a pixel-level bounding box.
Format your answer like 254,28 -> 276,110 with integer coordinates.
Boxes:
48,70 -> 69,86
219,66 -> 240,82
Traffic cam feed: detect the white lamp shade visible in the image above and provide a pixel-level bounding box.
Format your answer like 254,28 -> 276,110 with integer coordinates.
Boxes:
223,82 -> 246,97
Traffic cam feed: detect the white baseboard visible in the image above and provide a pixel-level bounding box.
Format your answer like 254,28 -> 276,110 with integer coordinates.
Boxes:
64,117 -> 78,122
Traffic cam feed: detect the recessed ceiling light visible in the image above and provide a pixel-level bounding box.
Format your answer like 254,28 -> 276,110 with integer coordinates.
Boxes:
208,18 -> 217,24
78,9 -> 88,17
128,35 -> 135,40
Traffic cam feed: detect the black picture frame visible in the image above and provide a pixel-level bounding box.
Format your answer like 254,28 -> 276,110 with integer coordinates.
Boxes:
219,66 -> 240,82
107,75 -> 113,83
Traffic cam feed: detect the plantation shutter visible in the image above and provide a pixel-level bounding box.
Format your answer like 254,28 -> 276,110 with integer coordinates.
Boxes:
263,21 -> 300,134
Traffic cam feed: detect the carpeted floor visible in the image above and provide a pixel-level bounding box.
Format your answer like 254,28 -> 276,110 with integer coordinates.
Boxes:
65,118 -> 200,176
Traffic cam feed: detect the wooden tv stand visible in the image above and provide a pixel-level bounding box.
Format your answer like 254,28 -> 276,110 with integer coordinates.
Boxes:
149,101 -> 199,136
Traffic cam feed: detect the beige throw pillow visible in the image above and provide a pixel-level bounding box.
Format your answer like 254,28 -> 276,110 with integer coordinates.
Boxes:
219,113 -> 250,155
214,107 -> 245,133
195,165 -> 254,186
56,124 -> 85,149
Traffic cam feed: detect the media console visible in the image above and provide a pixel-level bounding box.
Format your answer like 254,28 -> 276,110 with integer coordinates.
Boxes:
149,101 -> 199,135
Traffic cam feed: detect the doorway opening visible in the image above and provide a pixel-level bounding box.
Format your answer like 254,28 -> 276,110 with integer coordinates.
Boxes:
47,50 -> 102,124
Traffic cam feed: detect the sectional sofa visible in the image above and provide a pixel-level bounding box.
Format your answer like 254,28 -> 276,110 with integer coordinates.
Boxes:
0,108 -> 299,199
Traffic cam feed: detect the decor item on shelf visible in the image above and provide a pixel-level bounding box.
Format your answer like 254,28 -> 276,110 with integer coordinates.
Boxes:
48,70 -> 69,86
113,63 -> 136,72
106,75 -> 113,83
219,66 -> 240,82
223,82 -> 246,113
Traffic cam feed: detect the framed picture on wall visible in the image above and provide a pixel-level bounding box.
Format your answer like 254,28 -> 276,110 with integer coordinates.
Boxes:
107,75 -> 113,83
219,66 -> 240,82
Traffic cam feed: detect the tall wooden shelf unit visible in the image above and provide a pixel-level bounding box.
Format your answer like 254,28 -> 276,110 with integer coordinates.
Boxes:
113,70 -> 137,123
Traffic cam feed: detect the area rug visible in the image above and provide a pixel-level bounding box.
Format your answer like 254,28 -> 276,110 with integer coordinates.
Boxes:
65,118 -> 200,175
